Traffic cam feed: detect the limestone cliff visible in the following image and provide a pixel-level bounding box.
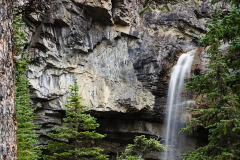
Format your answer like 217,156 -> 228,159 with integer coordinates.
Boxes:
19,0 -> 213,159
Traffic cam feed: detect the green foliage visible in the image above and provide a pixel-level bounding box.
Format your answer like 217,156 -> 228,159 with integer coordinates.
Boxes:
14,9 -> 42,160
193,0 -> 200,6
181,3 -> 240,160
118,135 -> 165,160
139,0 -> 153,15
44,79 -> 108,160
211,0 -> 240,7
166,3 -> 172,12
140,0 -> 174,14
140,0 -> 203,14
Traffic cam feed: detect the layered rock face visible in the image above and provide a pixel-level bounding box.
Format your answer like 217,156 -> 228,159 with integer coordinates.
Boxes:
21,0 -> 212,158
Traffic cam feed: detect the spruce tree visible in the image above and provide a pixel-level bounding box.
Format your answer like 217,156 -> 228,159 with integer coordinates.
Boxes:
180,1 -> 240,159
44,79 -> 108,160
14,9 -> 42,159
119,135 -> 165,160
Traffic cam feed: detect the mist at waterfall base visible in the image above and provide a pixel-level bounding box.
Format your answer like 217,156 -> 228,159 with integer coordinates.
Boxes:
163,50 -> 195,160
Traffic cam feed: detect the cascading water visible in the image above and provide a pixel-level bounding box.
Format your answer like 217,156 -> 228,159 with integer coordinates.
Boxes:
163,50 -> 195,160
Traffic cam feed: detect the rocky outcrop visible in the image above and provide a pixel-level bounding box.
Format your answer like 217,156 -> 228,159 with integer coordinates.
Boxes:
20,0 -> 213,158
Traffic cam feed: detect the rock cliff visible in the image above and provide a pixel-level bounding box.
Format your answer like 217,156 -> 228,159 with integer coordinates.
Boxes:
19,0 -> 213,159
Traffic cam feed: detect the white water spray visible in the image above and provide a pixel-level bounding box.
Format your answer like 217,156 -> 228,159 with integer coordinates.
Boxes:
163,50 -> 195,160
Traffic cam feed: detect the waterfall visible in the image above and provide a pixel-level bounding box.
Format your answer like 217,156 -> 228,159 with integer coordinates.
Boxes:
163,50 -> 195,160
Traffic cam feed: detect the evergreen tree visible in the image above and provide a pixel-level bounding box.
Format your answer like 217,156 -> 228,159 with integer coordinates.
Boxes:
181,1 -> 240,159
44,79 -> 108,160
118,135 -> 165,160
14,9 -> 42,160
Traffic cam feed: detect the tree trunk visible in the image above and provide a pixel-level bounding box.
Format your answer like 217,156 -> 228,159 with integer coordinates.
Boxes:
0,0 -> 17,159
